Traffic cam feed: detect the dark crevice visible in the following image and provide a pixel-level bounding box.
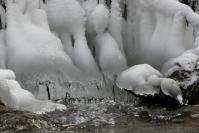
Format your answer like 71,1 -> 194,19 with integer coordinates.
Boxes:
46,84 -> 51,100
105,0 -> 111,9
179,0 -> 198,11
71,36 -> 75,48
123,4 -> 127,20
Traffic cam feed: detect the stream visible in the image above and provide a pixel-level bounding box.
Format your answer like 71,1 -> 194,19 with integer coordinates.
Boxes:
1,100 -> 199,133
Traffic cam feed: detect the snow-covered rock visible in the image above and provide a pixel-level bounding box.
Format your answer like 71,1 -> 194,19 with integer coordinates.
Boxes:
116,64 -> 162,96
0,79 -> 66,114
116,64 -> 184,105
160,48 -> 199,105
162,52 -> 199,76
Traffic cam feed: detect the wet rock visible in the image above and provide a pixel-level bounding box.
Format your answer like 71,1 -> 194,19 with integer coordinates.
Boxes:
167,64 -> 199,104
0,105 -> 59,132
138,111 -> 152,122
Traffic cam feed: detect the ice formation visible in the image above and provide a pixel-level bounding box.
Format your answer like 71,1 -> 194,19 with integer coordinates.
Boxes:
116,64 -> 162,96
160,78 -> 183,105
0,0 -> 198,110
6,1 -> 83,98
0,69 -> 66,114
45,0 -> 101,78
162,52 -> 199,75
90,4 -> 109,34
0,5 -> 6,69
82,0 -> 98,35
109,0 -> 124,53
96,32 -> 127,75
122,0 -> 199,69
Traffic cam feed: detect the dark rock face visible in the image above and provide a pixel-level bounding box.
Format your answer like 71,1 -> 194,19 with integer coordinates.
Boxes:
168,68 -> 199,105
125,89 -> 182,109
179,0 -> 199,11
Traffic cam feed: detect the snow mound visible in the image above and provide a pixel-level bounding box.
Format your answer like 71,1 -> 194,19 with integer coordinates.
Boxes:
0,69 -> 16,80
116,64 -> 162,96
0,78 -> 66,114
162,52 -> 199,76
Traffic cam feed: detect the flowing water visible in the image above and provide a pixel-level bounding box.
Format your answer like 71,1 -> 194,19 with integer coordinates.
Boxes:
1,100 -> 199,133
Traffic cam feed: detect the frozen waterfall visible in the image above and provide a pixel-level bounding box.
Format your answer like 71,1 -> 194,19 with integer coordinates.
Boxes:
0,0 -> 198,113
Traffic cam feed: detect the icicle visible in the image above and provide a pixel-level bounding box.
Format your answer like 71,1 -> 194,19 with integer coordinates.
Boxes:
109,0 -> 125,54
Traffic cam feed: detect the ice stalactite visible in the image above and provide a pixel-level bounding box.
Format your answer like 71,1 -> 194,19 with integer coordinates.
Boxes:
45,0 -> 101,79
